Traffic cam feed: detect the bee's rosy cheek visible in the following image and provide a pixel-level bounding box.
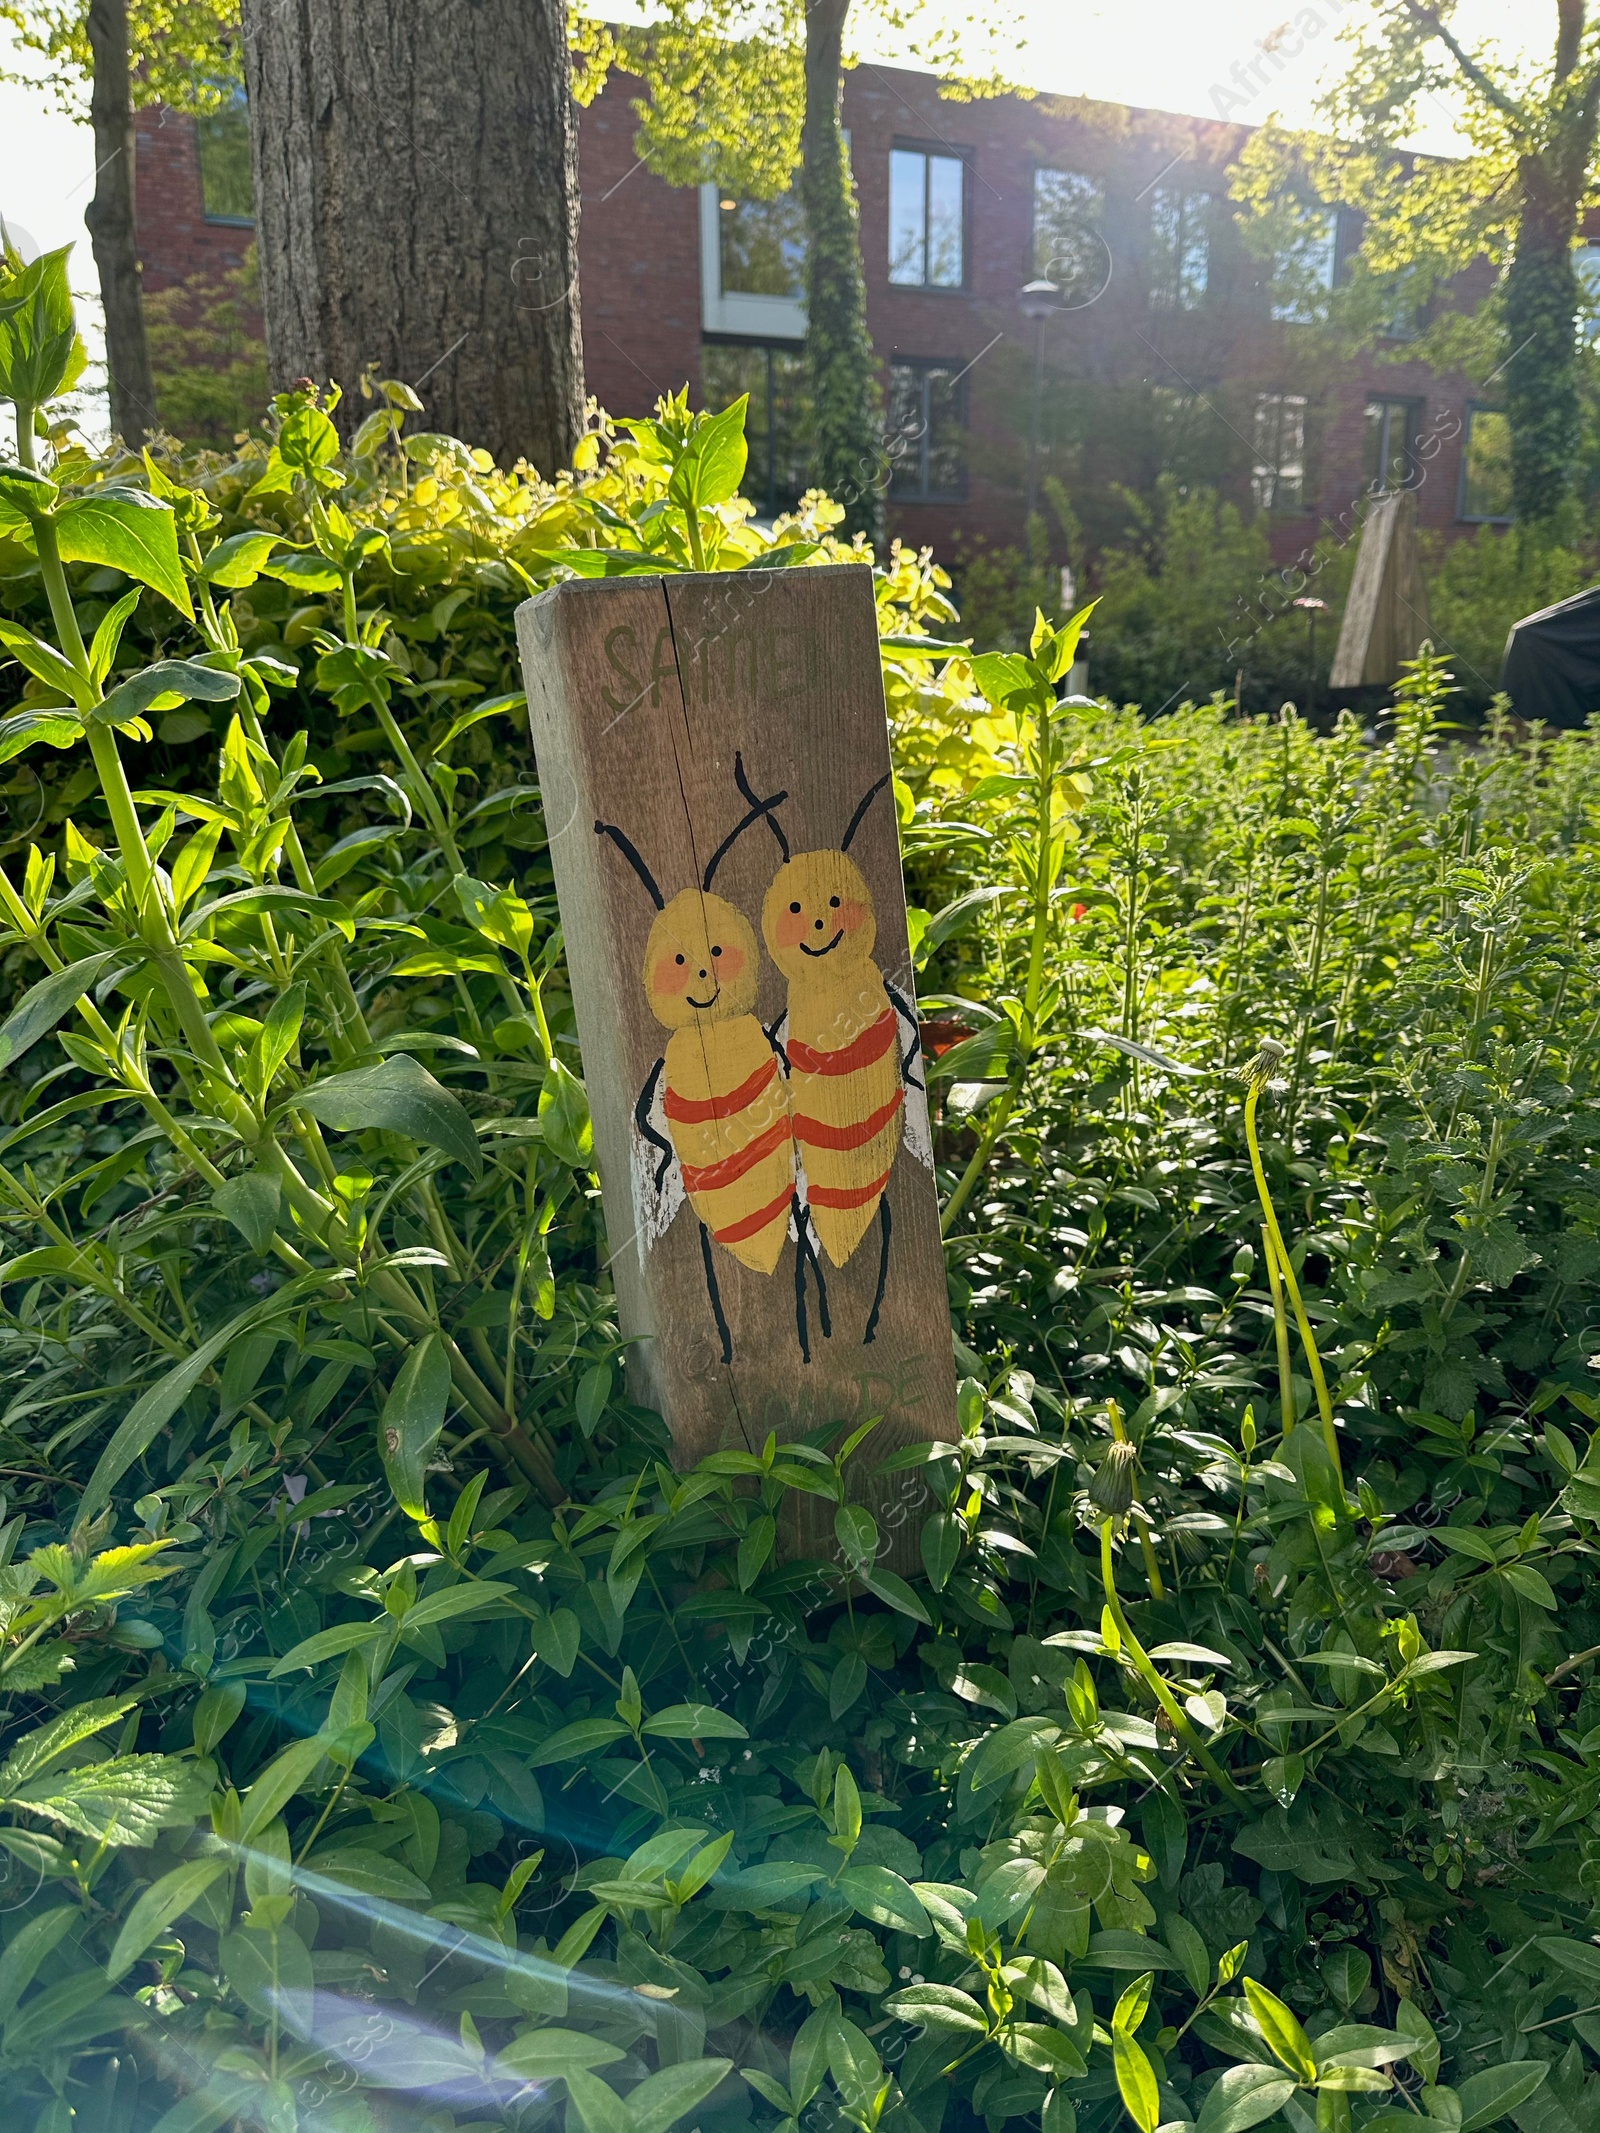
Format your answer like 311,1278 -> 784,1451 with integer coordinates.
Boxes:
840,900 -> 869,934
775,908 -> 808,949
652,957 -> 691,997
717,944 -> 747,981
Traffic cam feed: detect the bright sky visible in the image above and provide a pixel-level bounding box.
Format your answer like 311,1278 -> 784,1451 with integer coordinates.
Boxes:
0,0 -> 1538,419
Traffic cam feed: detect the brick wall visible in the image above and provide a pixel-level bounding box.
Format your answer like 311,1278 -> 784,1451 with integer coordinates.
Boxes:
133,59 -> 1500,564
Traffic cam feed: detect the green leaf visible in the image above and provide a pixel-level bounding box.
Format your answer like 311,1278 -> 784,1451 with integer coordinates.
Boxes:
78,1278 -> 319,1522
200,532 -> 280,587
297,1053 -> 482,1172
882,1983 -> 987,2034
1004,2025 -> 1087,2079
528,1717 -> 633,1767
239,1735 -> 335,1842
826,2013 -> 883,2115
627,2058 -> 735,2133
0,1697 -> 137,1788
258,549 -> 343,594
0,247 -> 86,406
922,1511 -> 962,1590
210,1168 -> 282,1254
267,1620 -> 386,1678
379,1333 -> 451,1519
494,2030 -> 626,2078
1456,2061 -> 1548,2130
1195,2065 -> 1299,2133
1242,1977 -> 1318,2084
836,1863 -> 931,1935
219,1921 -> 313,2024
0,616 -> 85,704
55,490 -> 191,616
0,951 -> 115,1073
1112,2029 -> 1162,2133
107,1858 -> 229,1979
401,1580 -> 515,1629
642,1703 -> 749,1740
1165,1915 -> 1211,1999
94,659 -> 240,730
9,1753 -> 213,1845
0,708 -> 83,763
1499,1561 -> 1557,1609
563,2067 -> 633,2133
539,1057 -> 594,1169
0,1907 -> 77,2020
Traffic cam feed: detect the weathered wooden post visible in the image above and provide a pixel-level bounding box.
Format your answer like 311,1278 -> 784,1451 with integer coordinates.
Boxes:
1329,487 -> 1432,691
516,565 -> 958,1502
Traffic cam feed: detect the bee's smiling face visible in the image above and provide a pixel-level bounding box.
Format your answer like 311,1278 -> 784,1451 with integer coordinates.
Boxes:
762,852 -> 876,981
644,890 -> 758,1029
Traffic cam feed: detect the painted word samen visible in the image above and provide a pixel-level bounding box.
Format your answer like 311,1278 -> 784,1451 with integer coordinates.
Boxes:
596,758 -> 932,1367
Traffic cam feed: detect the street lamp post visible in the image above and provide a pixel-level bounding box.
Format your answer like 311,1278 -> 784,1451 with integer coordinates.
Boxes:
1019,278 -> 1060,525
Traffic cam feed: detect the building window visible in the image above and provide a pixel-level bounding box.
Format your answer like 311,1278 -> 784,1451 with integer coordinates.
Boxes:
1032,168 -> 1105,303
718,193 -> 806,301
1576,243 -> 1600,344
1365,397 -> 1420,492
1150,185 -> 1211,310
1271,207 -> 1339,322
700,343 -> 812,518
1251,391 -> 1308,511
196,94 -> 253,225
886,360 -> 967,500
1459,405 -> 1513,522
888,147 -> 966,289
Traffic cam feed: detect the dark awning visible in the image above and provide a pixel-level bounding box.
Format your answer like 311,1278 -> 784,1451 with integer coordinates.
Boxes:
1502,585 -> 1600,728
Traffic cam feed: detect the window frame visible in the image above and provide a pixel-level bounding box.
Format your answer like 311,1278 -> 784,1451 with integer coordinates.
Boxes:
195,97 -> 254,228
1363,394 -> 1423,495
1148,182 -> 1213,312
886,356 -> 969,503
1457,401 -> 1514,525
699,186 -> 807,341
699,336 -> 813,520
1250,389 -> 1310,514
887,141 -> 970,293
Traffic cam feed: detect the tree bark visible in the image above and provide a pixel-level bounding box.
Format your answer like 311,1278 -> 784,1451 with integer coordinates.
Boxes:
1504,155 -> 1583,526
85,0 -> 158,446
801,0 -> 883,544
240,0 -> 584,476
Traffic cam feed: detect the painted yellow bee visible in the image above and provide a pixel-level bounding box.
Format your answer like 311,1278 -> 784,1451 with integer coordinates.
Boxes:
595,762 -> 830,1362
759,774 -> 933,1345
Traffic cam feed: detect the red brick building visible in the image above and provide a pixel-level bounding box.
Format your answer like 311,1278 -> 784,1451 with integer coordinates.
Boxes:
133,60 -> 1511,571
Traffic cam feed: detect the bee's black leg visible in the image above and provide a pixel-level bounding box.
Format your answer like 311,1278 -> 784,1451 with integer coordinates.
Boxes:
793,1200 -> 811,1366
864,1195 -> 892,1346
808,1218 -> 832,1340
700,1223 -> 733,1365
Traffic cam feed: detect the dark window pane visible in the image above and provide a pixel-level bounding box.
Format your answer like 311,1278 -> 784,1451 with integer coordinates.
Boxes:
1150,185 -> 1210,310
887,361 -> 966,500
1460,407 -> 1512,521
197,98 -> 253,224
700,343 -> 812,516
719,194 -> 806,299
1033,168 -> 1104,301
1364,398 -> 1417,492
888,150 -> 926,286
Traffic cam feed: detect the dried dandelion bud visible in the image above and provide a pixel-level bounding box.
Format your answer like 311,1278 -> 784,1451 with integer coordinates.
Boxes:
1241,1037 -> 1288,1090
1089,1437 -> 1138,1516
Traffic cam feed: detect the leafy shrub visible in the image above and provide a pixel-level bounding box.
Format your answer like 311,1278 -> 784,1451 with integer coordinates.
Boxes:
0,245 -> 1595,2133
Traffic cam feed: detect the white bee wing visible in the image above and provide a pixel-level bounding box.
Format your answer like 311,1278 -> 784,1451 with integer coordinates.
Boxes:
886,980 -> 935,1171
630,1062 -> 684,1258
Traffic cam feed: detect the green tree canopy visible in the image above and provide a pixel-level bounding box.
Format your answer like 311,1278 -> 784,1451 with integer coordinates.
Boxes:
1230,1 -> 1600,527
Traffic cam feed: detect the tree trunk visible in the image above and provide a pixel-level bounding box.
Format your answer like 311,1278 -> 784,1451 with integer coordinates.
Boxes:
85,0 -> 158,446
240,0 -> 584,476
801,0 -> 883,544
1503,153 -> 1583,526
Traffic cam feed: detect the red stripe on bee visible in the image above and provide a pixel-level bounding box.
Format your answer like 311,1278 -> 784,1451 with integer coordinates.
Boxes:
680,1114 -> 792,1196
788,1007 -> 896,1077
806,1167 -> 893,1212
663,1054 -> 778,1125
713,1182 -> 795,1246
794,1088 -> 903,1152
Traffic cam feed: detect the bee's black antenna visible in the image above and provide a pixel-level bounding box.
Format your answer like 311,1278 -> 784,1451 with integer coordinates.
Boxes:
703,751 -> 790,890
841,773 -> 891,852
595,820 -> 665,910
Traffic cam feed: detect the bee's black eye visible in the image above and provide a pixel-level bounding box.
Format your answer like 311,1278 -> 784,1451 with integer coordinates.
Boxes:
711,945 -> 722,957
829,895 -> 841,908
675,953 -> 685,965
789,901 -> 801,914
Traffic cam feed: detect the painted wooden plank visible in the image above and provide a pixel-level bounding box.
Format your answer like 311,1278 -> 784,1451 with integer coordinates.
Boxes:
517,565 -> 958,1501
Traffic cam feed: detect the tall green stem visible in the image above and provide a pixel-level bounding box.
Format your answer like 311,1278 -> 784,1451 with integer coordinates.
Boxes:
1243,1072 -> 1340,1477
